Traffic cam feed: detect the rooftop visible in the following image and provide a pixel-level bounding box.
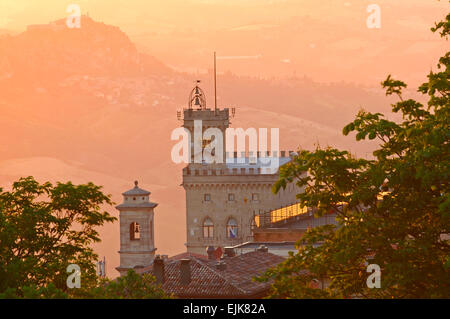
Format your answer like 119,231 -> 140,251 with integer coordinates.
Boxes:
116,181 -> 158,210
122,180 -> 151,196
225,155 -> 292,170
232,241 -> 297,250
137,250 -> 284,298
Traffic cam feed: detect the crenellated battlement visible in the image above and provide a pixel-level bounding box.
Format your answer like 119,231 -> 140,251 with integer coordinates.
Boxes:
224,150 -> 296,159
181,108 -> 230,121
183,166 -> 267,176
182,150 -> 296,176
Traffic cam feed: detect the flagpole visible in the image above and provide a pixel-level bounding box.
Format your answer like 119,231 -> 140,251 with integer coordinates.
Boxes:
214,51 -> 217,112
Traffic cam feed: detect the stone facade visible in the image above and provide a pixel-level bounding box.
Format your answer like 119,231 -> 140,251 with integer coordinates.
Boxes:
183,165 -> 299,254
179,85 -> 299,254
116,181 -> 158,276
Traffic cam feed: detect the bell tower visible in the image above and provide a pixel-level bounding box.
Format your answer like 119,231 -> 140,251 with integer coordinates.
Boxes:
178,80 -> 233,165
116,181 -> 158,276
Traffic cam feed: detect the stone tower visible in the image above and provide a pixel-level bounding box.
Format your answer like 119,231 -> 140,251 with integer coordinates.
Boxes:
180,80 -> 230,164
116,181 -> 158,276
179,82 -> 299,254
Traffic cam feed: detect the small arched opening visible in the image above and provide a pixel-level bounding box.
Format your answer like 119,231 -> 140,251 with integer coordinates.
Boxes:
130,222 -> 140,240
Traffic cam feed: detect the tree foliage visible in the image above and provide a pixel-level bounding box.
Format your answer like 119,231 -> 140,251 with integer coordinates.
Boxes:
77,269 -> 171,299
258,14 -> 450,298
0,177 -> 170,299
0,176 -> 116,296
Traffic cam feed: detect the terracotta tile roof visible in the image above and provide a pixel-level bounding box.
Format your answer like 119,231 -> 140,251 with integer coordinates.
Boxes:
159,258 -> 245,298
210,250 -> 285,294
140,250 -> 284,298
168,251 -> 209,262
135,252 -> 209,274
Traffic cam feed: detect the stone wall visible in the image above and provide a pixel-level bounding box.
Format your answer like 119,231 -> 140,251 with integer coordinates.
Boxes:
183,176 -> 299,254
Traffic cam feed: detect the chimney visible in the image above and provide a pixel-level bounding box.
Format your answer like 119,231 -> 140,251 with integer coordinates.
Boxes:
214,246 -> 223,260
180,259 -> 191,285
153,255 -> 165,284
206,246 -> 215,260
257,245 -> 268,253
215,261 -> 227,271
224,247 -> 236,258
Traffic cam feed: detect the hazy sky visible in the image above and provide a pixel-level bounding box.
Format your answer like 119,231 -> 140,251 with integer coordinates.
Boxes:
1,0 -> 448,84
1,0 -> 447,30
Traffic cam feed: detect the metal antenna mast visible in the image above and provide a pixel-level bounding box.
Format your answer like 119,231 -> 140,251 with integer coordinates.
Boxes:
214,51 -> 217,111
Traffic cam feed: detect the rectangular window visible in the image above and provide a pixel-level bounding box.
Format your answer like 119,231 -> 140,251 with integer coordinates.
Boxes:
203,225 -> 213,238
252,193 -> 259,201
204,193 -> 211,201
228,193 -> 235,201
203,220 -> 214,238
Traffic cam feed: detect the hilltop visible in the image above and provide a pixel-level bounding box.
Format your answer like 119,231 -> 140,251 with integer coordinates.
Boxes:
0,16 -> 171,85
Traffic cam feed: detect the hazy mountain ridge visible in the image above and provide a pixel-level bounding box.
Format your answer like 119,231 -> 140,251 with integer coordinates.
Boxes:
0,16 -> 171,85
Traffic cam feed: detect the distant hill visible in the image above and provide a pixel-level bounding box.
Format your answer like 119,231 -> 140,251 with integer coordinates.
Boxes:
0,16 -> 171,85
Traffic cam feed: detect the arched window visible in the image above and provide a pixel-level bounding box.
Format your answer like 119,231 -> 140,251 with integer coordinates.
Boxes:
203,218 -> 214,238
226,218 -> 238,238
130,222 -> 140,240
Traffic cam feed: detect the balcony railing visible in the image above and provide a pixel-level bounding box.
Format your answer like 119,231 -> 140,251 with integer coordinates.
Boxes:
255,202 -> 308,227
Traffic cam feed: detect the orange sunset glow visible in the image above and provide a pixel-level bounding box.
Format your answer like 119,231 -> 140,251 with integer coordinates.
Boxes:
0,0 -> 448,284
